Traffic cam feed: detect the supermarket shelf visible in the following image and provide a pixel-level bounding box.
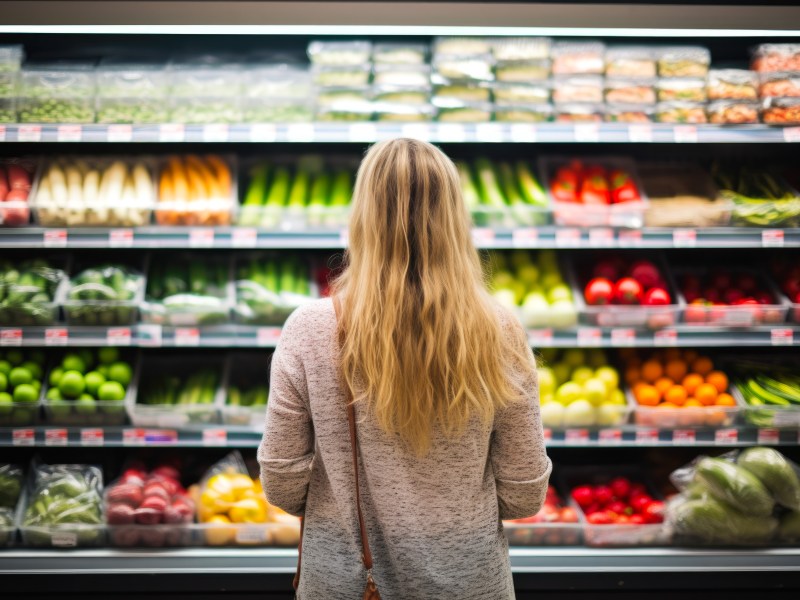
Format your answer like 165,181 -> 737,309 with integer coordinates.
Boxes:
1,226 -> 799,250
0,425 -> 796,448
1,324 -> 798,347
1,122 -> 799,144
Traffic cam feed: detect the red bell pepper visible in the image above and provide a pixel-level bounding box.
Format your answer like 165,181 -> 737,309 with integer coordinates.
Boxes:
610,169 -> 641,204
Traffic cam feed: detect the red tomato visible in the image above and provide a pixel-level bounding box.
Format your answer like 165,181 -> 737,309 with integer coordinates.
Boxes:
629,260 -> 661,289
560,507 -> 579,523
615,514 -> 632,525
644,501 -> 665,524
584,278 -> 615,306
629,514 -> 646,525
587,511 -> 613,525
610,477 -> 631,500
712,272 -> 732,290
607,501 -> 628,516
684,302 -> 707,324
610,169 -> 641,204
614,277 -> 644,305
594,485 -> 614,506
724,288 -> 745,304
571,485 -> 594,509
629,483 -> 648,498
643,287 -> 671,306
631,495 -> 652,514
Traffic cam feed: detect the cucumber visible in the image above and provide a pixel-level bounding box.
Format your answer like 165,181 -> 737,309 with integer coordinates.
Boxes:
738,447 -> 800,511
696,457 -> 775,517
240,164 -> 269,226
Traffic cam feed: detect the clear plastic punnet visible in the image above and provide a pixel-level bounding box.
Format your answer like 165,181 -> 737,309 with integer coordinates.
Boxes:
311,63 -> 371,87
726,358 -> 800,428
372,43 -> 428,65
242,97 -> 314,123
707,69 -> 758,100
433,83 -> 491,103
605,46 -> 656,78
604,79 -> 657,105
0,71 -> 18,98
656,78 -> 708,102
242,64 -> 313,98
372,64 -> 431,87
0,255 -> 68,325
657,47 -> 711,78
707,100 -> 760,125
752,43 -> 800,73
96,62 -> 169,98
18,64 -> 97,123
502,482 -> 583,547
96,97 -> 170,124
494,103 -> 553,123
492,37 -> 551,62
655,101 -> 708,124
0,464 -> 22,547
493,82 -> 550,104
551,41 -> 606,75
307,41 -> 372,66
61,263 -> 146,327
762,96 -> 800,125
434,100 -> 493,122
495,58 -> 551,83
758,72 -> 800,98
169,65 -> 243,98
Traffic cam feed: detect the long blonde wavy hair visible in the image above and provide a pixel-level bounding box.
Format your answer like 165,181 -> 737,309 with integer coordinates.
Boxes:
332,138 -> 534,455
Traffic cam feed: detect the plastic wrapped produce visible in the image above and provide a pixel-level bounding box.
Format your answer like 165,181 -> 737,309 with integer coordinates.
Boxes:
0,97 -> 15,123
503,485 -> 581,546
373,64 -> 430,87
605,47 -> 656,78
18,64 -> 96,123
712,163 -> 800,227
0,465 -> 23,509
435,100 -> 492,122
604,79 -> 656,105
495,58 -> 551,83
657,47 -> 710,78
493,82 -> 549,104
62,264 -> 144,326
494,103 -> 553,123
552,76 -> 603,104
34,158 -> 155,227
373,85 -> 430,106
0,258 -> 66,325
311,64 -> 371,87
604,103 -> 653,123
758,72 -> 800,98
241,64 -> 313,99
373,43 -> 427,65
554,103 -> 604,122
551,42 -> 605,75
707,100 -> 760,124
156,155 -> 234,226
728,358 -> 800,428
655,101 -> 707,124
0,348 -> 47,426
0,45 -> 23,73
752,44 -> 800,73
656,78 -> 707,102
307,41 -> 371,66
763,96 -> 800,125
433,37 -> 491,56
707,69 -> 758,100
492,37 -> 550,61
432,54 -> 494,82
433,83 -> 490,103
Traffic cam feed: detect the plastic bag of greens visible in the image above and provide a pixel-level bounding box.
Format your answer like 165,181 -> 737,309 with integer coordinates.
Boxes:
0,464 -> 23,508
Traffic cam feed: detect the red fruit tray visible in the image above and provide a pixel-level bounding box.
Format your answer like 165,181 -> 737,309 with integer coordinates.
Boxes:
502,484 -> 583,546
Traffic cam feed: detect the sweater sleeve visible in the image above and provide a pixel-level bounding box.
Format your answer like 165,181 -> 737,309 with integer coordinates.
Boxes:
258,308 -> 315,517
490,316 -> 553,521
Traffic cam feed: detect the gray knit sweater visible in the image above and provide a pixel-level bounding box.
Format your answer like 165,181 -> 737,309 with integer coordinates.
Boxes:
258,298 -> 552,600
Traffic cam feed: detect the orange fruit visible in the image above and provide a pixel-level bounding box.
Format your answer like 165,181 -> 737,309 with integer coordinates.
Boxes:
715,393 -> 736,407
665,359 -> 688,383
682,373 -> 704,396
664,385 -> 688,406
695,383 -> 718,406
684,398 -> 703,407
706,371 -> 729,393
654,377 -> 675,395
692,356 -> 714,376
658,402 -> 678,409
625,366 -> 640,385
635,384 -> 660,407
641,360 -> 664,384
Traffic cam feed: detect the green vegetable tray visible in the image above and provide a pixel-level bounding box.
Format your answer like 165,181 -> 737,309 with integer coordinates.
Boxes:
0,254 -> 68,326
222,352 -> 270,428
59,263 -> 146,326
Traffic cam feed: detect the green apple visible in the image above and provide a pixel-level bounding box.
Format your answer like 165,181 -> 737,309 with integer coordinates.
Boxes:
563,399 -> 596,427
59,370 -> 85,399
98,347 -> 120,365
492,271 -> 515,290
493,289 -> 518,311
540,402 -> 564,428
48,398 -> 71,420
62,353 -> 87,374
108,362 -> 132,387
555,382 -> 583,406
0,360 -> 11,376
571,367 -> 594,386
84,371 -> 106,397
597,403 -> 625,426
540,393 -> 554,405
511,281 -> 527,304
517,264 -> 540,288
552,363 -> 572,386
547,284 -> 573,304
0,372 -> 6,393
521,292 -> 549,327
49,367 -> 64,387
562,349 -> 586,369
595,367 -> 620,392
537,367 -> 556,396
541,272 -> 564,292
0,392 -> 12,416
13,384 -> 38,403
75,395 -> 96,415
549,300 -> 578,329
607,389 -> 627,406
583,378 -> 608,406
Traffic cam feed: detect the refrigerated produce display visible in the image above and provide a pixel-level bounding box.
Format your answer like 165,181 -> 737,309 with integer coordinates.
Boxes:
1,0 -> 800,598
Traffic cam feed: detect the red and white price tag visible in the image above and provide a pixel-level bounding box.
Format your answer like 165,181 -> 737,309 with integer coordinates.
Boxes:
771,328 -> 794,346
437,123 -> 466,143
174,328 -> 200,347
555,228 -> 581,248
202,429 -> 228,447
598,428 -> 623,445
232,227 -> 257,248
577,327 -> 602,347
348,123 -> 377,142
714,428 -> 739,445
235,526 -> 267,545
43,229 -> 68,248
257,327 -> 282,346
475,123 -> 503,143
0,329 -> 22,346
339,228 -> 350,248
673,125 -> 698,143
159,123 -> 185,142
57,124 -> 82,142
249,123 -> 277,142
543,428 -> 553,442
758,428 -> 780,445
762,229 -> 785,248
610,328 -> 635,346
107,327 -> 132,346
673,228 -> 697,247
189,228 -> 215,247
45,429 -> 68,446
286,123 -> 315,142
528,328 -> 553,347
783,127 -> 800,143
628,124 -> 653,143
471,228 -> 495,247
107,124 -> 133,142
137,324 -> 162,347
0,125 -> 6,142
202,124 -> 229,142
17,124 -> 42,142
12,429 -> 35,447
589,228 -> 614,247
574,123 -> 600,143
109,228 -> 134,248
45,328 -> 68,346
565,429 -> 590,444
80,428 -> 104,447
123,429 -> 145,446
51,532 -> 78,548
653,328 -> 678,346
512,228 -> 539,248
510,123 -> 537,143
635,428 -> 659,445
672,429 -> 696,445
617,229 -> 642,247
401,123 -> 430,141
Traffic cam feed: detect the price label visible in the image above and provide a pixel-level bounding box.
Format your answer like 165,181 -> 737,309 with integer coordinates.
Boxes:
528,328 -> 553,347
471,228 -> 495,247
0,125 -> 6,142
159,123 -> 185,142
17,124 -> 42,142
673,228 -> 697,247
598,429 -> 623,445
232,228 -> 257,248
762,229 -> 785,248
512,228 -> 539,248
783,127 -> 800,143
339,228 -> 350,247
589,228 -> 614,247
80,428 -> 104,447
203,429 -> 228,446
43,229 -> 68,248
107,124 -> 133,142
138,324 -> 162,347
189,228 -> 215,247
348,122 -> 377,142
45,429 -> 68,446
0,329 -> 22,346
653,328 -> 678,346
574,123 -> 600,143
45,328 -> 68,346
475,123 -> 503,143
202,124 -> 229,142
123,429 -> 144,446
672,429 -> 696,445
107,327 -> 132,346
577,328 -> 602,347
235,525 -> 267,544
543,428 -> 553,441
257,327 -> 282,346
771,328 -> 794,346
555,228 -> 581,248
249,123 -> 277,142
109,228 -> 134,248
565,429 -> 590,444
628,124 -> 653,143
673,125 -> 698,143
12,429 -> 35,446
286,123 -> 314,142
401,123 -> 430,141
57,124 -> 82,142
635,428 -> 659,445
610,328 -> 635,346
617,229 -> 643,247
143,429 -> 178,444
174,328 -> 200,347
758,428 -> 780,445
51,532 -> 78,548
715,428 -> 739,445
437,123 -> 466,143
510,124 -> 537,143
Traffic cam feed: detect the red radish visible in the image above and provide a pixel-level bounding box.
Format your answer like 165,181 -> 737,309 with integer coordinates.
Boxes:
584,278 -> 615,306
610,477 -> 631,500
614,277 -> 644,305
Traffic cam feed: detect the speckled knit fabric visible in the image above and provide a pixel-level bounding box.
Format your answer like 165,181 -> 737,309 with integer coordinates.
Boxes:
258,298 -> 552,600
